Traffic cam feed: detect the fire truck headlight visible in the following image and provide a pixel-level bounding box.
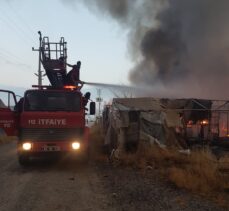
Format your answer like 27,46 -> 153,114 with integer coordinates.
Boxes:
22,142 -> 32,151
72,142 -> 80,150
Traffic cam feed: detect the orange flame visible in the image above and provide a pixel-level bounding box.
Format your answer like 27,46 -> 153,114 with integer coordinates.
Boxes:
201,120 -> 209,125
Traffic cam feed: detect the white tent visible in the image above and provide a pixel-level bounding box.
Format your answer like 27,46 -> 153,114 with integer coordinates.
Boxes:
102,98 -> 186,152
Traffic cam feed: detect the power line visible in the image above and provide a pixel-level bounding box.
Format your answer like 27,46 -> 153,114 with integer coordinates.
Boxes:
0,47 -> 29,65
0,51 -> 31,70
0,2 -> 36,72
0,5 -> 34,45
0,16 -> 32,46
3,5 -> 35,43
6,1 -> 36,37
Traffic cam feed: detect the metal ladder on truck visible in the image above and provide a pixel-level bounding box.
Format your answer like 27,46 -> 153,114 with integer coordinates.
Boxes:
41,36 -> 67,87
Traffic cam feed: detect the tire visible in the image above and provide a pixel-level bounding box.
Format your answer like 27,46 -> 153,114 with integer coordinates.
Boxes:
18,154 -> 30,166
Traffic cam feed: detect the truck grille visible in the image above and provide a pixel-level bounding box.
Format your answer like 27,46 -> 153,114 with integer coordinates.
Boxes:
20,128 -> 84,141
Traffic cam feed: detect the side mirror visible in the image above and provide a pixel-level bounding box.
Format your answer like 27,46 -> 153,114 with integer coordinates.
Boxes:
89,102 -> 96,115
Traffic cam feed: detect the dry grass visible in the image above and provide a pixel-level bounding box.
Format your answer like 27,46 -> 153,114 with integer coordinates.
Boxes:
218,155 -> 229,172
89,124 -> 229,196
119,144 -> 189,169
117,143 -> 229,194
168,151 -> 219,193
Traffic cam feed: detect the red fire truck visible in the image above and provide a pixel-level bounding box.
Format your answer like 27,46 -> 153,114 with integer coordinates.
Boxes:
0,33 -> 96,165
0,90 -> 18,137
0,87 -> 95,165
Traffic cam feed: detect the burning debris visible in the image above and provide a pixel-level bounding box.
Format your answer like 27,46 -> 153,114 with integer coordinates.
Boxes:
102,98 -> 229,153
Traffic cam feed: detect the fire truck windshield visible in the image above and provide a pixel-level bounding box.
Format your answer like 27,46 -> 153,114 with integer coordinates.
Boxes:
24,91 -> 81,112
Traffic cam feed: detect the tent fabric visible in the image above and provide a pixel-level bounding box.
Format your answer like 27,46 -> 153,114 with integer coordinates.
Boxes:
140,116 -> 166,145
103,98 -> 185,151
113,98 -> 162,111
103,97 -> 229,151
164,110 -> 182,127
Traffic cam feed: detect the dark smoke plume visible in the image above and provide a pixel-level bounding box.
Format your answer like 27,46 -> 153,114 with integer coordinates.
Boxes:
64,0 -> 229,99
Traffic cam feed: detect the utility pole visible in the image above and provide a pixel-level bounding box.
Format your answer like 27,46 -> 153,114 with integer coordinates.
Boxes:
96,89 -> 103,118
32,31 -> 44,86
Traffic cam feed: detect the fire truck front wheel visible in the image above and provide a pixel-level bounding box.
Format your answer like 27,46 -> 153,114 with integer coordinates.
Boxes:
18,154 -> 30,166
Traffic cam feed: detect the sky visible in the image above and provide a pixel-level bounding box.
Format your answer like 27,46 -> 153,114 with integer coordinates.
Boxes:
0,0 -> 132,99
2,0 -> 229,102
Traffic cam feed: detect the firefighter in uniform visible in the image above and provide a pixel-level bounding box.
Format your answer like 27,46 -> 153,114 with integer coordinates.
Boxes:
65,61 -> 81,86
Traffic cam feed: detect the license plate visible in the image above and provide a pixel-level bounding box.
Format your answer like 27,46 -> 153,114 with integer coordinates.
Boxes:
42,146 -> 60,151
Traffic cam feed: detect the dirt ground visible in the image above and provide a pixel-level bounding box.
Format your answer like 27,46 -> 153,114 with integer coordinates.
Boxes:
0,141 -> 228,211
97,163 -> 229,211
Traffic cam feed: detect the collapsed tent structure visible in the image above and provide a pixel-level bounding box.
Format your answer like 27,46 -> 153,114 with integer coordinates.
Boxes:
102,98 -> 229,151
